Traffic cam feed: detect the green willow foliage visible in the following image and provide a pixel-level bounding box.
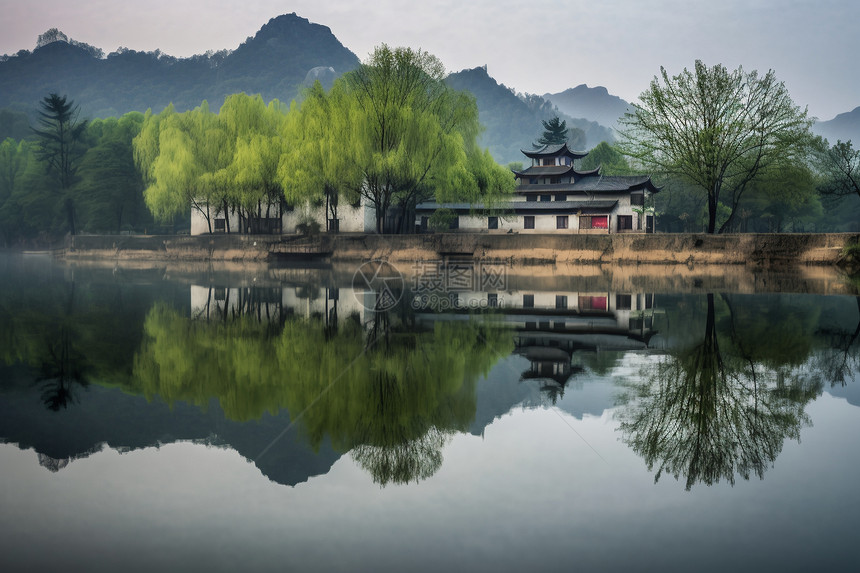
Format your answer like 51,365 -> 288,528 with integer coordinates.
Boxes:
132,304 -> 512,448
133,46 -> 515,234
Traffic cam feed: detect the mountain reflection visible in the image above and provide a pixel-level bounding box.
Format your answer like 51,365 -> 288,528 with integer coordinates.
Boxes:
617,293 -> 823,490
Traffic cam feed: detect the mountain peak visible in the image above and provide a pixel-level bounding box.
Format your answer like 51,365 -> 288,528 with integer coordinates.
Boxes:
542,85 -> 630,129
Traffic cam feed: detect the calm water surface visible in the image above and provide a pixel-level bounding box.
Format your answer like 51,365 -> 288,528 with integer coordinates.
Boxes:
1,253 -> 859,572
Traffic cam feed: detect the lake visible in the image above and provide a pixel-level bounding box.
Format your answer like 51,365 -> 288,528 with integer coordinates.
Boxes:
1,253 -> 859,573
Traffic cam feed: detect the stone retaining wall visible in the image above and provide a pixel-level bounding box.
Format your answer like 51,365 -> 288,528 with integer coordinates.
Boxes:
66,232 -> 860,267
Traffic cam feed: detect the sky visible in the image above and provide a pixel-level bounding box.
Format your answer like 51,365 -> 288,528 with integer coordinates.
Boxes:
1,0 -> 858,121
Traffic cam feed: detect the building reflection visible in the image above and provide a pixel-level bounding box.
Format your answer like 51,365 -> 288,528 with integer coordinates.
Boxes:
411,287 -> 658,402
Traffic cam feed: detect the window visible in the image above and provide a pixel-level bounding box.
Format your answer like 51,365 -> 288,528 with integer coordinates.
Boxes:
557,215 -> 569,229
579,295 -> 607,311
580,215 -> 608,230
214,218 -> 226,232
616,294 -> 632,310
543,158 -> 555,166
631,193 -> 645,206
529,177 -> 538,185
618,215 -> 633,230
449,217 -> 459,230
540,195 -> 551,202
526,194 -> 537,202
554,194 -> 567,201
556,295 -> 568,309
488,216 -> 499,230
550,176 -> 561,184
523,294 -> 534,308
523,215 -> 535,229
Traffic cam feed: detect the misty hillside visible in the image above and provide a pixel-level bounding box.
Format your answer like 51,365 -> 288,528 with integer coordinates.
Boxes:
0,13 -> 360,119
2,13 -> 613,165
814,106 -> 860,146
543,84 -> 632,131
446,66 -> 615,165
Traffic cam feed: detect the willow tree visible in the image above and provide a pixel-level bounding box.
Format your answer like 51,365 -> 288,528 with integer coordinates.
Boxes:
619,61 -> 814,233
279,82 -> 362,231
133,102 -> 233,233
218,93 -> 288,233
339,45 -> 494,233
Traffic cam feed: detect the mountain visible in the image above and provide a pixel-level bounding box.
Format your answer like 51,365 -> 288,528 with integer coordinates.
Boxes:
0,13 -> 360,120
542,84 -> 632,131
814,106 -> 860,146
0,13 -> 618,165
446,66 -> 615,165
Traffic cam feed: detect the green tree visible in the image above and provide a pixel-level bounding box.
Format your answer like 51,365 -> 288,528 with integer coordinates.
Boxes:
134,102 -> 231,232
218,93 -> 288,233
818,140 -> 860,202
75,113 -> 151,233
535,116 -> 569,146
579,141 -> 630,174
339,45 -> 488,232
737,160 -> 822,232
32,93 -> 89,235
0,140 -> 56,243
619,61 -> 814,233
0,138 -> 33,245
279,82 -> 362,230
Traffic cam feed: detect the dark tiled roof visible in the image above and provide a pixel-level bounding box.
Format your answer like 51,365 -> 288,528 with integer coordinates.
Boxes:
513,165 -> 575,177
572,174 -> 661,193
521,142 -> 588,160
515,175 -> 660,194
415,200 -> 618,214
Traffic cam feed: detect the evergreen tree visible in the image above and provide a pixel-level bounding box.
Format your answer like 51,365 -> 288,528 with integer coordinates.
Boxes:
535,116 -> 569,146
32,93 -> 88,235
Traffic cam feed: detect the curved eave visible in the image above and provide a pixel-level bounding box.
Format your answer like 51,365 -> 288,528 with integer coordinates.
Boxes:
521,142 -> 588,160
512,165 -> 577,178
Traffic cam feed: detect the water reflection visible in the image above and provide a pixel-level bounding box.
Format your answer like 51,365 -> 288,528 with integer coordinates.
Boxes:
616,293 -> 822,489
1,255 -> 858,491
132,282 -> 511,485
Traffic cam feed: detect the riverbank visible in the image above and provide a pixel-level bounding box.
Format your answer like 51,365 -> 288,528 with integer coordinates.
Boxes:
63,232 -> 859,268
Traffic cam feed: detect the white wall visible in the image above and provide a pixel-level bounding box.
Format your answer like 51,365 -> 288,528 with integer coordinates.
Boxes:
191,200 -> 376,235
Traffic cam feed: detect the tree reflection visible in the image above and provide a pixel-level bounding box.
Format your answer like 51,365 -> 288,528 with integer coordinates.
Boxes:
38,324 -> 90,411
132,300 -> 512,485
617,293 -> 821,490
0,274 -> 92,411
815,297 -> 860,386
